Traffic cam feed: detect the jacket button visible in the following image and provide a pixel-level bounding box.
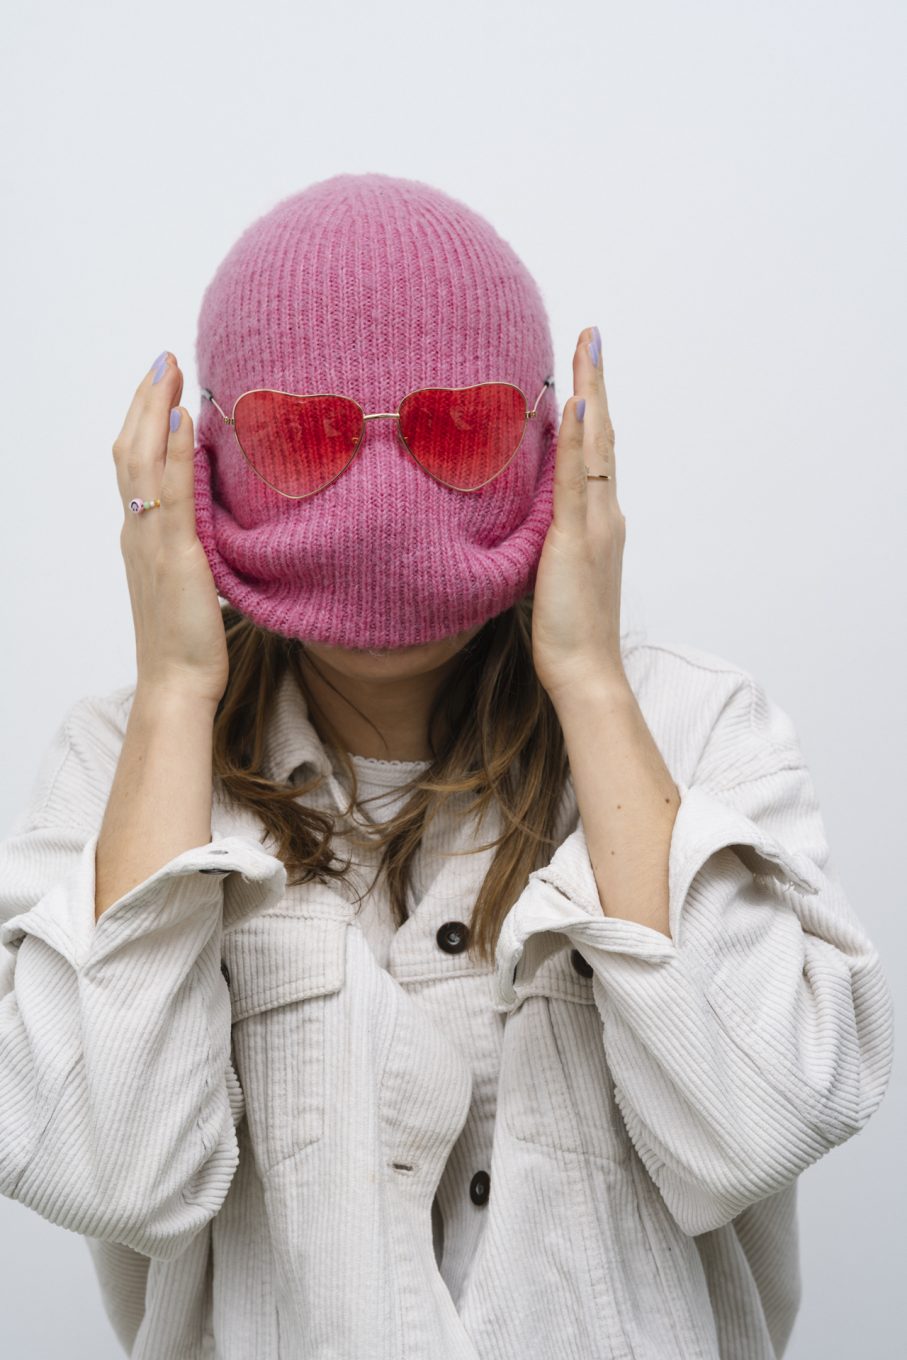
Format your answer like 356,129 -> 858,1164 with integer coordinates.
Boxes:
220,960 -> 231,987
570,948 -> 593,978
469,1170 -> 490,1206
436,921 -> 469,954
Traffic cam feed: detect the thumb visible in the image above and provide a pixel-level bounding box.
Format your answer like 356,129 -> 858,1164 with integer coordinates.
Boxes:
159,405 -> 197,547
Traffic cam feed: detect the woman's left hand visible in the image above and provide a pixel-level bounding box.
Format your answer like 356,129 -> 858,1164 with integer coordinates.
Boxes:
531,325 -> 628,706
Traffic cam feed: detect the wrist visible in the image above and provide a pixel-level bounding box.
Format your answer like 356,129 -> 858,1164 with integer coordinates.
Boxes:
546,668 -> 635,720
131,681 -> 221,726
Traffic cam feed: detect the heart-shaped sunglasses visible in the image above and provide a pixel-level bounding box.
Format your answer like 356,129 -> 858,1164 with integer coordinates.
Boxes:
200,377 -> 555,498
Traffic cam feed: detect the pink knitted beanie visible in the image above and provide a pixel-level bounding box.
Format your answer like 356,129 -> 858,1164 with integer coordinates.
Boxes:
192,172 -> 561,649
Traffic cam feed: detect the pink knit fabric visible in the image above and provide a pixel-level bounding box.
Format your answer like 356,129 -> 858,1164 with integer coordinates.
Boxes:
192,173 -> 561,649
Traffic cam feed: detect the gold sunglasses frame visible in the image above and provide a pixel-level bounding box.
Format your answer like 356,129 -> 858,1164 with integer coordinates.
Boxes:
200,377 -> 556,498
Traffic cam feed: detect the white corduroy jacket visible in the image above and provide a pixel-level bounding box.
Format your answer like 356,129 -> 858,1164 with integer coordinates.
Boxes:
0,639 -> 895,1359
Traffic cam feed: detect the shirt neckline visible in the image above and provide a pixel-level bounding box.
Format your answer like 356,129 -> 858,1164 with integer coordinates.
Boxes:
345,752 -> 432,769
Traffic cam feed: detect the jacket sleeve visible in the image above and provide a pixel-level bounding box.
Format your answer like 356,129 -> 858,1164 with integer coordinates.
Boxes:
492,670 -> 895,1236
0,692 -> 287,1260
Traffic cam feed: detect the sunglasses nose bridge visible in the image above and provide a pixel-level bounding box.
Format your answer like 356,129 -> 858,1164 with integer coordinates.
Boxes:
358,410 -> 408,456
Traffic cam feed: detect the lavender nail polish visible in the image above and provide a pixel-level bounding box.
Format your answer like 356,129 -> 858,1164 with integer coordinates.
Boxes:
575,397 -> 586,421
151,351 -> 167,369
170,407 -> 182,433
592,325 -> 601,351
152,359 -> 167,385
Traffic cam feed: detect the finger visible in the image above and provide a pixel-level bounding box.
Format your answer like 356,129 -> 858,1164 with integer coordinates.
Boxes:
112,350 -> 175,514
114,353 -> 184,513
551,336 -> 592,536
583,324 -> 617,450
572,325 -> 617,499
114,351 -> 181,457
158,404 -> 198,549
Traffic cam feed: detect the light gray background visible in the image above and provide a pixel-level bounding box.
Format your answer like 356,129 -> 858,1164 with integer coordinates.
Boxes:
1,0 -> 904,1354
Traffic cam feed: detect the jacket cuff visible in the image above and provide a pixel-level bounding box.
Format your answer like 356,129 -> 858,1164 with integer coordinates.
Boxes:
492,778 -> 822,1010
0,830 -> 288,972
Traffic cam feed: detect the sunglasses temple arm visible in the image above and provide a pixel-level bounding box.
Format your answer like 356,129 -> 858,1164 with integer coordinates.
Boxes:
200,388 -> 232,422
529,376 -> 555,416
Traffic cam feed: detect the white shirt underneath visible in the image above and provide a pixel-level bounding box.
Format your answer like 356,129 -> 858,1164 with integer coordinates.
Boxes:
321,751 -> 447,1269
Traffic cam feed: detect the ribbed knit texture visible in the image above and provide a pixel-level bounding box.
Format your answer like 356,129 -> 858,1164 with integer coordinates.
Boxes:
0,640 -> 895,1358
192,173 -> 561,648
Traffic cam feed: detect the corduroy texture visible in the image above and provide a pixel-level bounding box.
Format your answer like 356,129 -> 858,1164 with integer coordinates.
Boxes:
0,640 -> 895,1357
192,173 -> 561,648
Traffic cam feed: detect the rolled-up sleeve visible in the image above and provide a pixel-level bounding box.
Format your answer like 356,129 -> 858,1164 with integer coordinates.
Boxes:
0,693 -> 287,1260
492,671 -> 895,1236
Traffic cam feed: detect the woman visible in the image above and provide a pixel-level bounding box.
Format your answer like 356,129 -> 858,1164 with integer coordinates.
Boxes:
0,173 -> 894,1358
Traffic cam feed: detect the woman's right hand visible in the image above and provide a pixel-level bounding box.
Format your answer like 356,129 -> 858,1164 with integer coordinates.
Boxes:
113,352 -> 229,708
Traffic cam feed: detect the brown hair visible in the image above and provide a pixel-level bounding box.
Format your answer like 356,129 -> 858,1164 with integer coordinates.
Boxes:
212,597 -> 626,969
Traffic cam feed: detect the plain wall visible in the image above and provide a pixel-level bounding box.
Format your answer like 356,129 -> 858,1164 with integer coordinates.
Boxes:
1,0 -> 904,1354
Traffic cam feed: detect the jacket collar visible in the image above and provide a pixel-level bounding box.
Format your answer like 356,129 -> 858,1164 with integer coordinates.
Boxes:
257,666 -> 580,855
260,666 -> 335,785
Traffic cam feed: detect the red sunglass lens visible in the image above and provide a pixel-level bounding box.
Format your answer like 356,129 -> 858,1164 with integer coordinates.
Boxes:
398,384 -> 527,490
233,392 -> 362,496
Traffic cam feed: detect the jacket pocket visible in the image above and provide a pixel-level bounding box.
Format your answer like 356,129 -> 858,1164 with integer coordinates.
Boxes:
499,944 -> 631,1164
221,913 -> 348,1177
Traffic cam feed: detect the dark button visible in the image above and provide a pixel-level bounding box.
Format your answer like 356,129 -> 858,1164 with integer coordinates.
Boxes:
436,921 -> 469,954
220,960 -> 231,987
570,948 -> 593,978
469,1170 -> 490,1206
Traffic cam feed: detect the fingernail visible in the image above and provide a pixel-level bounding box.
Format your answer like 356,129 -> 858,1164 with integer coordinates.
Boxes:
170,407 -> 182,433
592,325 -> 601,351
152,359 -> 168,385
588,340 -> 600,367
575,397 -> 586,421
151,350 -> 167,369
